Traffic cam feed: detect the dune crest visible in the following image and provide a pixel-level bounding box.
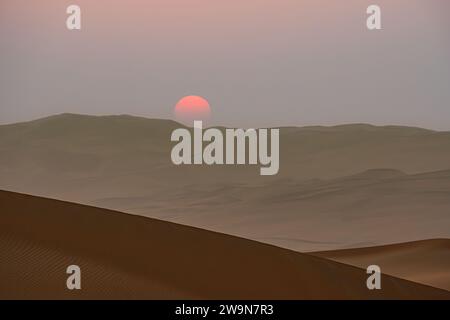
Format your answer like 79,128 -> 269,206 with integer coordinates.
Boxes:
313,239 -> 450,291
1,190 -> 449,299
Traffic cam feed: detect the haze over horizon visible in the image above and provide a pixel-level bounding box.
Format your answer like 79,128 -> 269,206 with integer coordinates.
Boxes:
2,112 -> 450,132
1,0 -> 450,130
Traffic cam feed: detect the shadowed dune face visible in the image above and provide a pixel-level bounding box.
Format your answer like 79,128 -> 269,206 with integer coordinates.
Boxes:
1,190 -> 449,300
313,239 -> 450,292
1,114 -> 450,252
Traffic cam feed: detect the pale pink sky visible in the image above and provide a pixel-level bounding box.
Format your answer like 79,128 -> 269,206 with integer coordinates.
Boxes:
1,0 -> 450,129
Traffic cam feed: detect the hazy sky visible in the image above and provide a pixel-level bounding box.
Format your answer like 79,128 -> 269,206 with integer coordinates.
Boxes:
1,0 -> 450,129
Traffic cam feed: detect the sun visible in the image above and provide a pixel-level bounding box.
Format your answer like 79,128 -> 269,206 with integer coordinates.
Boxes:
174,95 -> 211,125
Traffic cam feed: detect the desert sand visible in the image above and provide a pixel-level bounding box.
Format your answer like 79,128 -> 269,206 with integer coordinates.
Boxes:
313,239 -> 450,291
1,114 -> 450,252
1,190 -> 449,299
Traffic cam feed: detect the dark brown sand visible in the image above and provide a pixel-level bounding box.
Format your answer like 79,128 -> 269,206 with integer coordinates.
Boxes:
1,190 -> 449,299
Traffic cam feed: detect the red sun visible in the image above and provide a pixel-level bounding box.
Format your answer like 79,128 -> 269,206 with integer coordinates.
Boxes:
174,95 -> 211,125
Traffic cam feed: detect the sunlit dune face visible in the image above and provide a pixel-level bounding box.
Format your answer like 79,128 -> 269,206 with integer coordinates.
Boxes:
175,95 -> 211,125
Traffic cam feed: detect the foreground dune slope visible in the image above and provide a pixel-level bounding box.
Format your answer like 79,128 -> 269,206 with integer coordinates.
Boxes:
1,190 -> 449,299
313,239 -> 450,291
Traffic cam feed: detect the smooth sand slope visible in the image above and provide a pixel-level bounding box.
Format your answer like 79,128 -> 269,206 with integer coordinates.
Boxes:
1,190 -> 449,299
313,239 -> 450,292
1,114 -> 450,251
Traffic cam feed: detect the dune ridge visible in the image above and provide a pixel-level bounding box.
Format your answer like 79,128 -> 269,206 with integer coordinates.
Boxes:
1,190 -> 449,299
313,239 -> 450,291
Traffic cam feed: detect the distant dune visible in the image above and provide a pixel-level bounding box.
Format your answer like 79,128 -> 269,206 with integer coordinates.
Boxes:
2,114 -> 450,183
1,114 -> 450,252
313,239 -> 450,291
1,190 -> 449,299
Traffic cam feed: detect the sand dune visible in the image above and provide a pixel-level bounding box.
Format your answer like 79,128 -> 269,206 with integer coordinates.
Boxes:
1,114 -> 450,252
1,190 -> 449,299
94,168 -> 450,252
313,239 -> 450,291
2,114 -> 450,184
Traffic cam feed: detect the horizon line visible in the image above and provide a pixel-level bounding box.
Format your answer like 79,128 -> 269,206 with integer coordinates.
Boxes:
0,112 -> 447,132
